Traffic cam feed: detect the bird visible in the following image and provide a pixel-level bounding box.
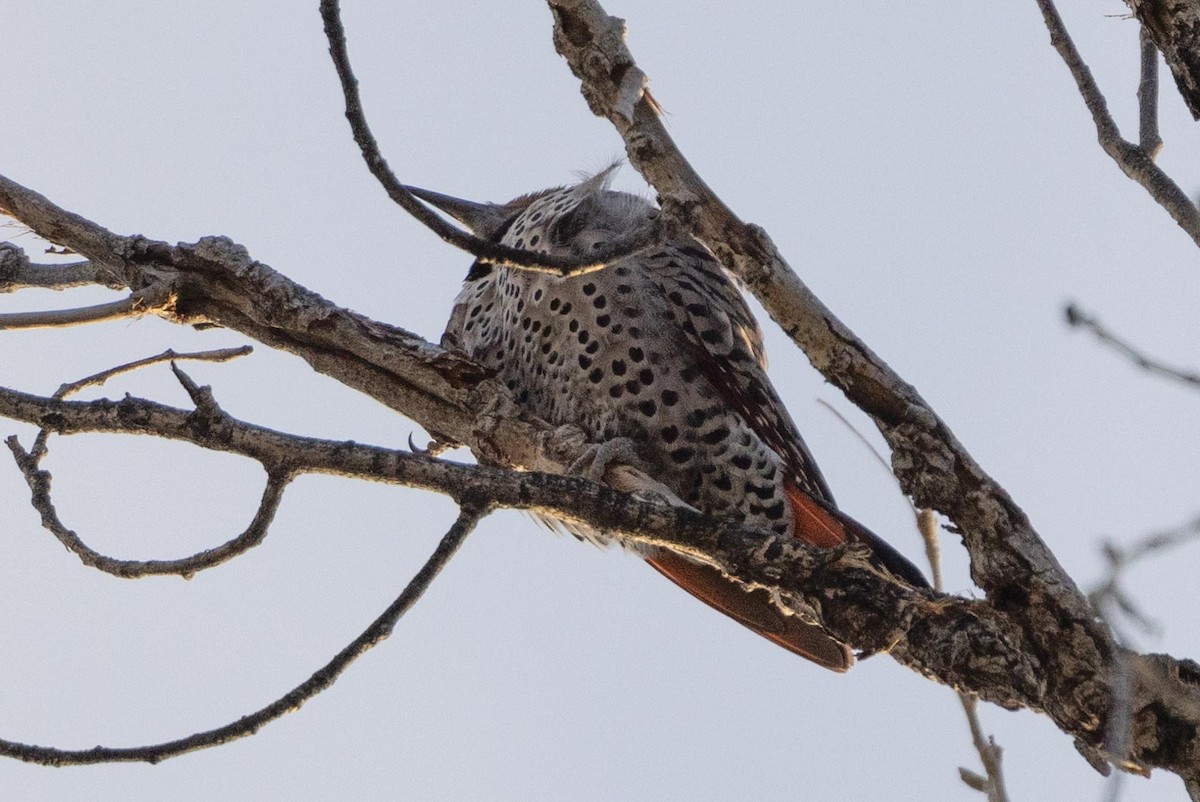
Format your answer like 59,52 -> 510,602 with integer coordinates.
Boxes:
412,165 -> 928,671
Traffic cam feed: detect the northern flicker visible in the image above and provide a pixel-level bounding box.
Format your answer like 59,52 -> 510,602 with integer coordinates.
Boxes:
416,166 -> 928,671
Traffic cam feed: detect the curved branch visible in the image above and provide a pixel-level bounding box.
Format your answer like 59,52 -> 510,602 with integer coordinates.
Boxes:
318,0 -> 658,277
7,436 -> 293,578
0,500 -> 484,765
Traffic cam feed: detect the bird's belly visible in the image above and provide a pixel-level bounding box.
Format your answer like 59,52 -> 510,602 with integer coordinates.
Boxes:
496,312 -> 795,538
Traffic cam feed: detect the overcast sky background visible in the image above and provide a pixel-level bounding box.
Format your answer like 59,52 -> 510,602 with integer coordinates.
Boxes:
3,1 -> 1199,800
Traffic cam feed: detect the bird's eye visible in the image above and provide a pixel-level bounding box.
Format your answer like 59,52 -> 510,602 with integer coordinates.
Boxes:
549,203 -> 588,246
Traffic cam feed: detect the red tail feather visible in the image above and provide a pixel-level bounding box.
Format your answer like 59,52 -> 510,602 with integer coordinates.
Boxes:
645,551 -> 853,671
784,483 -> 847,548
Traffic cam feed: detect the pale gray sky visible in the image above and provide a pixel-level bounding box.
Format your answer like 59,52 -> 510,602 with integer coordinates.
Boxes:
2,1 -> 1199,800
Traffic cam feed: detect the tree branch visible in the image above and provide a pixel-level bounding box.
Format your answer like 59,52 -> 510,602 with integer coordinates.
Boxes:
1138,26 -> 1164,159
1033,0 -> 1200,246
52,346 -> 253,402
543,0 -> 1200,783
4,380 -> 1200,780
7,435 -> 293,578
1066,302 -> 1200,389
0,2 -> 1196,781
317,0 -> 659,277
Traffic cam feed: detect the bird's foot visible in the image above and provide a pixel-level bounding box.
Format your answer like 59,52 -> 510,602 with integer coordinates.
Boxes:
568,436 -> 643,484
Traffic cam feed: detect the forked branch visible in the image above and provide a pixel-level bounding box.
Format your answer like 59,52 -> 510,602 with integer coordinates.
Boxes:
1033,0 -> 1200,246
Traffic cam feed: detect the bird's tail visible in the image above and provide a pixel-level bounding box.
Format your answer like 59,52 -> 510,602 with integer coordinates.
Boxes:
646,484 -> 928,671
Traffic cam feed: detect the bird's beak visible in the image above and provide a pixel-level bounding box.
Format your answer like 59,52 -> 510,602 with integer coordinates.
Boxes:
404,185 -> 511,241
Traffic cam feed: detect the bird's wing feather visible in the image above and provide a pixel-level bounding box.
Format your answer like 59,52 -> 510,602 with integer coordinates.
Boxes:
651,242 -> 835,502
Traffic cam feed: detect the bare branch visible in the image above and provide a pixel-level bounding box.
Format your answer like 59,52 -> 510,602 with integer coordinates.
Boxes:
1033,0 -> 1200,246
0,182 -> 503,465
1138,27 -> 1164,159
0,283 -> 173,330
0,178 -> 631,483
0,5 -> 1194,778
1090,515 -> 1200,634
548,0 -> 1073,597
0,383 -> 1030,698
7,435 -> 292,578
0,500 -> 484,765
0,243 -> 124,293
0,179 -> 131,267
1066,302 -> 1200,389
0,345 -> 274,576
817,399 -> 946,594
5,379 -> 1200,781
958,694 -> 1011,802
317,0 -> 658,277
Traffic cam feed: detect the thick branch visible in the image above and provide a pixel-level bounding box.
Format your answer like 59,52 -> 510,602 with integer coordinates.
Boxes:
0,178 -> 570,476
548,0 -> 1070,593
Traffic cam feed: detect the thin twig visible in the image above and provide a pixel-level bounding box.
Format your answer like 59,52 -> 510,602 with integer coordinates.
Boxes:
8,436 -> 292,578
958,694 -> 1011,802
1066,302 -> 1200,389
1090,515 -> 1200,788
817,401 -> 1007,799
1090,516 -> 1200,635
317,0 -> 656,277
34,346 -> 253,462
817,399 -> 947,591
52,346 -> 253,400
0,501 -> 484,765
1137,27 -> 1163,159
